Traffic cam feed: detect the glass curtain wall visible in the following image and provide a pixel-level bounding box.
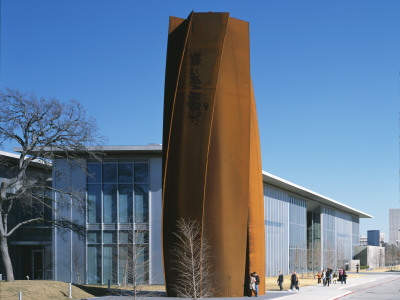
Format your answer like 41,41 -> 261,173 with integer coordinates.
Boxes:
336,211 -> 353,268
264,185 -> 290,276
351,216 -> 359,258
289,195 -> 307,273
264,185 -> 307,276
307,208 -> 321,272
322,208 -> 359,270
322,208 -> 336,269
86,159 -> 149,284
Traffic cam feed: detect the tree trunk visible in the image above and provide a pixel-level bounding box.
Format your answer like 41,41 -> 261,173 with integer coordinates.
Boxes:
0,235 -> 14,281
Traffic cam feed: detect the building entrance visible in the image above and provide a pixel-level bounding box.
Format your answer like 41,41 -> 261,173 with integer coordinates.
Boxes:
32,249 -> 44,280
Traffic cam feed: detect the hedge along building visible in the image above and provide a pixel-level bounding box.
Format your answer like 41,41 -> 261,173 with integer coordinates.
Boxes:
47,145 -> 371,287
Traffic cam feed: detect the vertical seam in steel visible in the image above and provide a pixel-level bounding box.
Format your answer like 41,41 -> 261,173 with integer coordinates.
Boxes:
199,14 -> 230,293
161,12 -> 193,294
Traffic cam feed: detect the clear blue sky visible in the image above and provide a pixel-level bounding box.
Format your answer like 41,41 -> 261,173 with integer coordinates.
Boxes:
1,0 -> 399,238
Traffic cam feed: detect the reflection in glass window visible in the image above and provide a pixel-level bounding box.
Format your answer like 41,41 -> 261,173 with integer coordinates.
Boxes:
134,245 -> 149,284
118,162 -> 133,183
103,231 -> 117,243
119,244 -> 133,285
135,231 -> 149,244
87,163 -> 101,183
88,184 -> 101,223
134,163 -> 148,182
103,184 -> 117,223
103,163 -> 117,183
103,245 -> 117,284
134,184 -> 148,223
87,231 -> 101,244
88,245 -> 101,284
119,185 -> 133,223
119,231 -> 132,244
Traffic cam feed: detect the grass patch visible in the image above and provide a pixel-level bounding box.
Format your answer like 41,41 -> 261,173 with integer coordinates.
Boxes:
0,281 -> 166,300
0,280 -> 95,300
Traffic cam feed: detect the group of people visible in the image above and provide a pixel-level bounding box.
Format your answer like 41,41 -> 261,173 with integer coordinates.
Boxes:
316,267 -> 347,286
275,270 -> 300,291
249,271 -> 260,297
250,267 -> 348,295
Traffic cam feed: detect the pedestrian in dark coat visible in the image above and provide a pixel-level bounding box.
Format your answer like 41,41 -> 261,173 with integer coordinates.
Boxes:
326,268 -> 331,287
253,271 -> 260,296
343,270 -> 347,284
290,271 -> 296,291
277,271 -> 284,291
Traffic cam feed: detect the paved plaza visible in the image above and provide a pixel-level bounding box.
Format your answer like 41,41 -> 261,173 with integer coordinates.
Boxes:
83,272 -> 400,300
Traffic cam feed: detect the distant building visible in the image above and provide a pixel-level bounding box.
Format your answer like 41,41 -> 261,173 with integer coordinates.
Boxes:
379,233 -> 385,247
354,246 -> 385,269
359,236 -> 367,246
389,209 -> 400,245
367,230 -> 380,246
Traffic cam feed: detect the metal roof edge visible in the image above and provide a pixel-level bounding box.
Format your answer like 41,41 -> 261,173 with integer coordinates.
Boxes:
262,170 -> 373,219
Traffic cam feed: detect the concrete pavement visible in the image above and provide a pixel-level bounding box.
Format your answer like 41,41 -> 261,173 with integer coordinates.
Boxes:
81,272 -> 400,300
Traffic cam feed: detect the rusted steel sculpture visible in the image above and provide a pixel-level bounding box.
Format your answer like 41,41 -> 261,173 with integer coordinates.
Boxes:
162,12 -> 265,297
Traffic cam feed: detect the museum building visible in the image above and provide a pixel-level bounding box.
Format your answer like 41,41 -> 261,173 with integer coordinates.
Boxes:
1,146 -> 372,283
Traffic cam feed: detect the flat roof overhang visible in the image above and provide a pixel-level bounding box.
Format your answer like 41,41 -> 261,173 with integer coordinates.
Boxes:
262,171 -> 372,219
13,144 -> 163,157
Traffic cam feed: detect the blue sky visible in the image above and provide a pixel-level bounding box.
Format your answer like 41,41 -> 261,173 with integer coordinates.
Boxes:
1,0 -> 399,237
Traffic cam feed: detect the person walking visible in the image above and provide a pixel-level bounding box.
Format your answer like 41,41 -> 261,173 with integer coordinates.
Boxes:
249,273 -> 256,297
343,269 -> 347,284
339,267 -> 344,284
277,271 -> 284,291
322,269 -> 326,286
253,271 -> 260,297
290,271 -> 297,291
317,271 -> 321,284
326,269 -> 330,287
295,271 -> 300,291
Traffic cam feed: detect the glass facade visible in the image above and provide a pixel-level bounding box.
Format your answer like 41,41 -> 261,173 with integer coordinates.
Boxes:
307,209 -> 321,271
322,208 -> 359,270
86,160 -> 149,284
264,186 -> 289,277
265,184 -> 360,276
288,195 -> 307,273
264,185 -> 307,276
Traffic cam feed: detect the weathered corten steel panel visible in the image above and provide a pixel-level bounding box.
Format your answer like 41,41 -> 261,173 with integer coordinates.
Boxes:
162,12 -> 265,297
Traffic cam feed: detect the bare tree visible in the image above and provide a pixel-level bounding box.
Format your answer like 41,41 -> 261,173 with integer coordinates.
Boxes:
0,89 -> 102,281
307,241 -> 321,278
324,241 -> 336,270
171,218 -> 212,299
385,243 -> 399,270
72,241 -> 84,284
336,243 -> 345,269
113,229 -> 149,300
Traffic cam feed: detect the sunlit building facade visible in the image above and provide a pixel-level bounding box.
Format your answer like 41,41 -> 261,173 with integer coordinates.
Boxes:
263,171 -> 369,276
45,146 -> 372,283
